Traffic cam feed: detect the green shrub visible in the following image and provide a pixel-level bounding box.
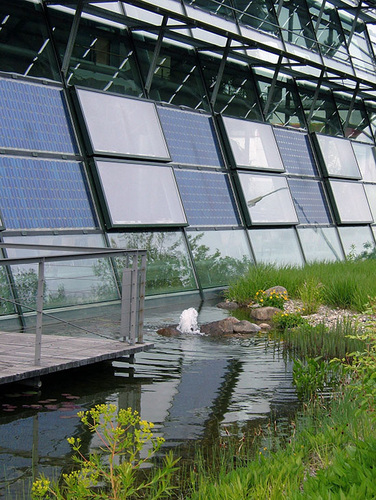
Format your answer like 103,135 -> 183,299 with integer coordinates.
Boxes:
273,310 -> 306,329
253,288 -> 288,309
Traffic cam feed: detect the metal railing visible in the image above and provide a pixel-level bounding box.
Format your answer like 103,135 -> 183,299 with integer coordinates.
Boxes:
0,243 -> 147,365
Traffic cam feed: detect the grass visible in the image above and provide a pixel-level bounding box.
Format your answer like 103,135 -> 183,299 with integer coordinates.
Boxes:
226,260 -> 376,312
276,318 -> 365,361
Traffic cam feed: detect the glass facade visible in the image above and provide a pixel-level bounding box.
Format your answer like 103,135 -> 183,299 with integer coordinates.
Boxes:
1,0 -> 376,320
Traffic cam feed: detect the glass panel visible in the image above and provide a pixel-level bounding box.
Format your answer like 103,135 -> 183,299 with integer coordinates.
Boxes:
298,83 -> 343,136
232,0 -> 279,35
174,169 -> 240,226
255,69 -> 306,128
288,179 -> 332,224
95,161 -> 186,228
157,106 -> 223,167
134,34 -> 209,110
75,89 -> 170,160
249,227 -> 304,266
0,156 -> 97,230
108,231 -> 197,295
0,79 -> 78,154
0,2 -> 59,80
238,173 -> 299,225
0,264 -> 16,316
352,143 -> 376,182
349,33 -> 375,75
48,7 -> 143,96
328,180 -> 373,224
364,184 -> 376,222
338,225 -> 375,259
276,0 -> 318,51
187,230 -> 253,288
184,0 -> 235,22
297,227 -> 344,263
366,101 -> 376,143
313,134 -> 361,179
308,0 -> 350,64
221,117 -> 284,171
4,234 -> 118,312
273,128 -> 318,175
198,54 -> 263,119
334,94 -> 374,143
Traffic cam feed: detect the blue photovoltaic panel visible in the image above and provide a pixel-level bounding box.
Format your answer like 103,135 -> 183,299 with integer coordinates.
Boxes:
158,106 -> 223,167
0,156 -> 97,229
0,79 -> 78,154
174,169 -> 240,226
288,178 -> 331,224
274,128 -> 318,176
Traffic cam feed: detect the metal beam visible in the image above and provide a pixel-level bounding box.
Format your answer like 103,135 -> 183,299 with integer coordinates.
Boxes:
263,54 -> 283,119
343,82 -> 360,133
307,69 -> 325,125
61,0 -> 84,78
210,37 -> 232,108
314,0 -> 327,34
144,15 -> 168,96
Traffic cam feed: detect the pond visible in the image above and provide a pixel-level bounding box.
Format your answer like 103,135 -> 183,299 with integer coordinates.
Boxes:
0,297 -> 300,498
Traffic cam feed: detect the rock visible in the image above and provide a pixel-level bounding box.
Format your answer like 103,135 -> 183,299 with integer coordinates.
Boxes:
200,317 -> 239,335
216,301 -> 239,310
259,323 -> 272,331
157,326 -> 181,337
250,306 -> 281,321
265,286 -> 288,297
233,320 -> 261,334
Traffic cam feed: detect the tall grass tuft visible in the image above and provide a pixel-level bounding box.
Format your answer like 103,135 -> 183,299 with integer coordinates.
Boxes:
279,318 -> 364,361
226,259 -> 376,312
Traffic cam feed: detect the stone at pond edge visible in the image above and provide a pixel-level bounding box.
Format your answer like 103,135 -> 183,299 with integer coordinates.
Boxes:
157,326 -> 181,337
250,306 -> 281,321
216,301 -> 239,310
200,317 -> 240,335
264,286 -> 288,297
259,323 -> 272,331
233,320 -> 261,334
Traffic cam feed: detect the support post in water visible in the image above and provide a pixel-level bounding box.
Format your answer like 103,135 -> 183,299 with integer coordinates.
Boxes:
35,259 -> 45,365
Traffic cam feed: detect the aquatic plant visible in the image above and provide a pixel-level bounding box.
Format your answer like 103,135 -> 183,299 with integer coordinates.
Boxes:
272,310 -> 306,329
31,404 -> 179,499
297,278 -> 323,314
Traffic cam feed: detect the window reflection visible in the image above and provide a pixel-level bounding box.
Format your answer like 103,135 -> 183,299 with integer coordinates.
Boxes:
328,180 -> 373,224
109,231 -> 197,295
238,173 -> 298,225
187,230 -> 252,288
249,228 -> 304,267
352,143 -> 376,182
3,234 -> 118,312
338,226 -> 375,260
297,227 -> 344,263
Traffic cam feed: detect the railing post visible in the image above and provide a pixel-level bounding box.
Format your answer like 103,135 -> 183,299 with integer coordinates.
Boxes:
35,260 -> 45,365
137,252 -> 146,344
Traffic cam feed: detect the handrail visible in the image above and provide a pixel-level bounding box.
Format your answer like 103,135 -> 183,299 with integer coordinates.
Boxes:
0,243 -> 147,365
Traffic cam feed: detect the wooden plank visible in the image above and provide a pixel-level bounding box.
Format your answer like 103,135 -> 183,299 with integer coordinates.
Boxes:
0,332 -> 153,386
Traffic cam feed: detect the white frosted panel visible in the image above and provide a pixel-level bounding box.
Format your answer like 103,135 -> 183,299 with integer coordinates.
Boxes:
76,89 -> 170,160
328,180 -> 373,224
96,161 -> 186,227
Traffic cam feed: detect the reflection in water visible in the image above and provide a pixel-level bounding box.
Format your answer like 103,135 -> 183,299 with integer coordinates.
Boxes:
0,302 -> 299,498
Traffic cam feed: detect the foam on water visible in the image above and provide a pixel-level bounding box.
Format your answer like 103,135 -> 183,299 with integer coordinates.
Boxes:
177,307 -> 202,334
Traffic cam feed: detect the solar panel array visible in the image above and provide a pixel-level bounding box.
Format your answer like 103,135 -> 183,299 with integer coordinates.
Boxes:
0,79 -> 78,154
157,106 -> 223,167
174,169 -> 240,226
0,156 -> 97,229
274,128 -> 318,176
288,178 -> 331,224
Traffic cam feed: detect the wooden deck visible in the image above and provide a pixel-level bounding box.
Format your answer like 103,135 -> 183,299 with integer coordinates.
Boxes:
0,332 -> 153,386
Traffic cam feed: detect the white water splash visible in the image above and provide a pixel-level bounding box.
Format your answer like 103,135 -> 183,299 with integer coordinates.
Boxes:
177,307 -> 202,334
